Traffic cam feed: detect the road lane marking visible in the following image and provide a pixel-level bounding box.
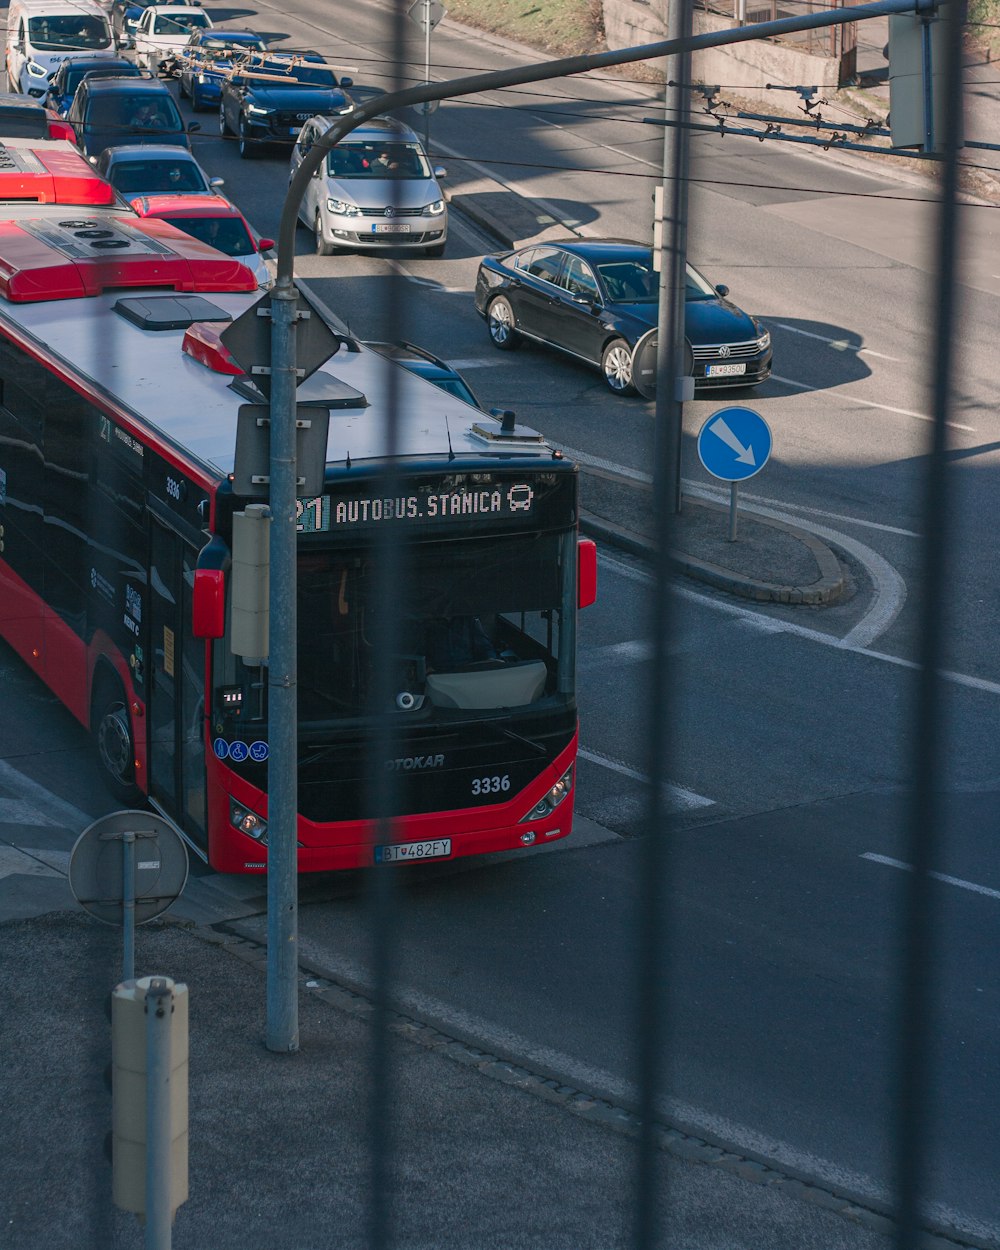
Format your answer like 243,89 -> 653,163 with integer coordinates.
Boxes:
578,746 -> 714,810
0,759 -> 92,830
771,321 -> 902,362
0,845 -> 62,880
559,442 -> 921,538
862,852 -> 1000,902
681,485 -> 907,651
770,373 -> 976,432
597,550 -> 1000,696
562,441 -> 908,649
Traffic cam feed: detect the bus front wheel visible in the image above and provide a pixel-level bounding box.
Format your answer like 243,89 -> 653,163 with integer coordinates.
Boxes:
93,684 -> 142,806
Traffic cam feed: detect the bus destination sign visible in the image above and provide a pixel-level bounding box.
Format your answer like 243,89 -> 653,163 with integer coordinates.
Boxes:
297,479 -> 539,534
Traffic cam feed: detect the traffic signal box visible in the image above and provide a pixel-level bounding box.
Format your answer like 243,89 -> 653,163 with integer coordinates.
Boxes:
888,5 -> 950,151
112,976 -> 189,1218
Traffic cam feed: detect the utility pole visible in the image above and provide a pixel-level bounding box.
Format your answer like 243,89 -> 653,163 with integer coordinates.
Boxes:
265,281 -> 300,1054
654,0 -> 695,515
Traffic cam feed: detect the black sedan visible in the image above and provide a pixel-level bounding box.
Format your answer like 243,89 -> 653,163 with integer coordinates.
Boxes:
474,239 -> 772,396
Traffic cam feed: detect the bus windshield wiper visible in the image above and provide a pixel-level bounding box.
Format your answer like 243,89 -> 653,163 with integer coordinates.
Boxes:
495,724 -> 547,755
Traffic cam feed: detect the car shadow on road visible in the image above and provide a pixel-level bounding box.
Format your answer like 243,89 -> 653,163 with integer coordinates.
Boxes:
759,317 -> 875,392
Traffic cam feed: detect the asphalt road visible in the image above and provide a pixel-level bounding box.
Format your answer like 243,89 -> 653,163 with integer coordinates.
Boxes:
2,0 -> 1000,1242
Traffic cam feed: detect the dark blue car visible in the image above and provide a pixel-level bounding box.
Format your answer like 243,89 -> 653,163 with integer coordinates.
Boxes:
66,75 -> 197,159
44,56 -> 143,118
177,29 -> 268,112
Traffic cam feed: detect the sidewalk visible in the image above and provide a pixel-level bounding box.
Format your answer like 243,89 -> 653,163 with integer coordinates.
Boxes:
2,907 -> 898,1250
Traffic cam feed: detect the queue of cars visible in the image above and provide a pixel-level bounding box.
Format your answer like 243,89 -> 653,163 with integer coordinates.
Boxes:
0,0 -> 773,397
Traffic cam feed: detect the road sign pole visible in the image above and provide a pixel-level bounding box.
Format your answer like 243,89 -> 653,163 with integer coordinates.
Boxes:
729,482 -> 738,541
266,279 -> 300,1055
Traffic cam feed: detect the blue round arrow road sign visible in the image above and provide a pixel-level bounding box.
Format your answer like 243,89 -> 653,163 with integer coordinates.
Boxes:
697,406 -> 772,482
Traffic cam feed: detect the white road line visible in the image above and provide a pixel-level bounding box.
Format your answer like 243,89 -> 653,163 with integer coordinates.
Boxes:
578,747 -> 714,810
689,480 -> 921,539
598,550 -> 1000,697
771,321 -> 902,363
0,759 -> 91,830
0,845 -> 62,881
862,852 -> 1000,902
580,639 -> 654,664
770,374 -> 976,433
288,922 -> 988,1238
562,440 -> 908,649
558,442 -> 921,538
681,485 -> 907,651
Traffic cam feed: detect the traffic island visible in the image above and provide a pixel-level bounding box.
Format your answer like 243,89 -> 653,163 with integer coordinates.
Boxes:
579,469 -> 847,606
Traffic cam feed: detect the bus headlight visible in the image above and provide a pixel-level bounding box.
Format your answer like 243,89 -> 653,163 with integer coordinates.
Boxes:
519,765 -> 573,823
27,61 -> 48,77
230,798 -> 268,844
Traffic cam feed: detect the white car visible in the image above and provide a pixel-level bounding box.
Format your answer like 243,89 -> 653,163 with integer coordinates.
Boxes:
290,115 -> 448,258
132,4 -> 212,74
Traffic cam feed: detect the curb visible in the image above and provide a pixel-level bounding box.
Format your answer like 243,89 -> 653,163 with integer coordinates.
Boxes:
196,919 -> 990,1250
581,496 -> 847,606
446,184 -> 581,250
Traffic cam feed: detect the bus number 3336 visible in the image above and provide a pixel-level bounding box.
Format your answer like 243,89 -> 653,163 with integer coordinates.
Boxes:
472,775 -> 511,796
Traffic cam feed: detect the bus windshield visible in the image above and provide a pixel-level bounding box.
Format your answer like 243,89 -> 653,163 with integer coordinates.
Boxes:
295,533 -> 567,724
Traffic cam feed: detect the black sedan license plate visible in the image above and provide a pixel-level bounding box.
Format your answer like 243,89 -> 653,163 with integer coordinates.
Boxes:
707,362 -> 746,377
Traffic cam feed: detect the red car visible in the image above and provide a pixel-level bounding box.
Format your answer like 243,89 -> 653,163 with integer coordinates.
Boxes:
128,193 -> 274,288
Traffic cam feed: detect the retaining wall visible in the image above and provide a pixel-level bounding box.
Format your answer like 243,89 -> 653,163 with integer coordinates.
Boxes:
602,0 -> 841,99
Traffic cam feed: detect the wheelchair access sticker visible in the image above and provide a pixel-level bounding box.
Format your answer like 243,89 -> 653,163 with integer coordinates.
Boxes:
214,738 -> 269,763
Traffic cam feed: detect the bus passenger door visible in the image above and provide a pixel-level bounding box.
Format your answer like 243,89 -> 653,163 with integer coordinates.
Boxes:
148,519 -> 207,852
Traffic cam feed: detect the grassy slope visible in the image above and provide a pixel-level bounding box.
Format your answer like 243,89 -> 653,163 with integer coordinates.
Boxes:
444,0 -> 1000,75
443,0 -> 606,58
968,0 -> 1000,59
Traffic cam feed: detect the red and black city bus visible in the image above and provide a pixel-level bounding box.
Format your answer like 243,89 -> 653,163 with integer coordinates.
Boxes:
0,139 -> 597,872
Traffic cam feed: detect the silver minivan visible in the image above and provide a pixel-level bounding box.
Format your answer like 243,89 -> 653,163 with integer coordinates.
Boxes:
290,116 -> 447,258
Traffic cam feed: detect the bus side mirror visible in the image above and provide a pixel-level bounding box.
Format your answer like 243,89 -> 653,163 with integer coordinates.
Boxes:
193,568 -> 225,638
578,538 -> 597,609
